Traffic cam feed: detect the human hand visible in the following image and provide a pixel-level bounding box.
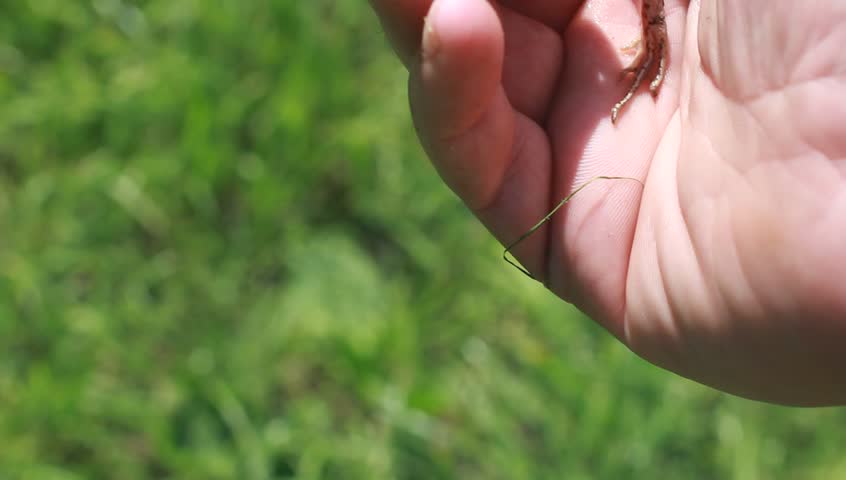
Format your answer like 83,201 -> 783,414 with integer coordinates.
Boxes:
368,0 -> 846,406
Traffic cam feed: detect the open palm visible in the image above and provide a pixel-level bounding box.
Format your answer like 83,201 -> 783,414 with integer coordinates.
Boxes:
369,0 -> 846,405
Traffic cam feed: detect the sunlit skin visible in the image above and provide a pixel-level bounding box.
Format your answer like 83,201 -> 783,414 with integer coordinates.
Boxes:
368,0 -> 846,406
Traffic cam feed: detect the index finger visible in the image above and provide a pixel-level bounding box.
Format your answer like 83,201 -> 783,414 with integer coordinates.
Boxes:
369,0 -> 586,67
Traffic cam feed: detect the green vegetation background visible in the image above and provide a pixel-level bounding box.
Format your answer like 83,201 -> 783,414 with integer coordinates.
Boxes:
0,1 -> 844,479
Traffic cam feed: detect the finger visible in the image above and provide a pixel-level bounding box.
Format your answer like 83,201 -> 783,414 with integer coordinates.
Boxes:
370,0 -> 566,121
410,0 -> 553,278
368,0 -> 584,64
498,0 -> 584,31
411,0 -> 508,206
499,7 -> 564,121
368,0 -> 432,67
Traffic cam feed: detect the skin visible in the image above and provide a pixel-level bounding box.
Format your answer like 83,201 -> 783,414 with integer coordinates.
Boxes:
368,0 -> 846,406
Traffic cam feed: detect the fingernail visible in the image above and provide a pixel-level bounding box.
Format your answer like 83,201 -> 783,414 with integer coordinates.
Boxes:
421,0 -> 442,59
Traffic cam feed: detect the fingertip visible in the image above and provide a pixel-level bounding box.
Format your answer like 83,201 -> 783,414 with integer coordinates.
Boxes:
416,0 -> 505,138
422,0 -> 503,69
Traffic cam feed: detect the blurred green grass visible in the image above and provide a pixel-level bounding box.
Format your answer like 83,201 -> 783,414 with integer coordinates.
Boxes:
0,1 -> 844,479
